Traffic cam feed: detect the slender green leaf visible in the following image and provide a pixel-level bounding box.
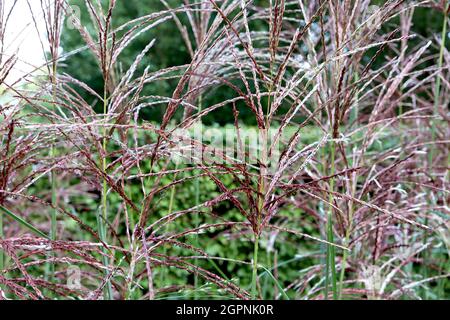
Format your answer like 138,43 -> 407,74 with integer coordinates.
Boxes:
259,266 -> 290,300
0,205 -> 50,240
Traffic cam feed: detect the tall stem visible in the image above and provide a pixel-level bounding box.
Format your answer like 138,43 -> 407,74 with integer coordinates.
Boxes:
338,172 -> 356,299
251,234 -> 260,299
430,3 -> 448,167
193,94 -> 202,297
326,140 -> 337,299
423,3 -> 448,298
98,88 -> 113,300
45,59 -> 58,285
338,69 -> 360,298
50,61 -> 57,241
251,51 -> 273,299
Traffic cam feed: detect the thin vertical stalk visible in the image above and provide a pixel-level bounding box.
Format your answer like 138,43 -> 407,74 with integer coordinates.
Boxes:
50,61 -> 58,238
250,103 -> 269,301
161,165 -> 178,286
438,159 -> 450,297
193,176 -> 200,295
338,172 -> 356,299
430,2 -> 448,166
423,3 -> 448,298
45,59 -> 58,285
338,69 -> 360,298
263,249 -> 272,298
193,94 -> 202,297
161,169 -> 178,281
350,73 -> 359,125
325,140 -> 337,300
98,89 -> 113,300
251,233 -> 260,299
250,37 -> 274,298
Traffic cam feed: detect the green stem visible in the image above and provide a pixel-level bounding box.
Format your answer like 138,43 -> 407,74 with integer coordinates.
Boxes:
430,3 -> 448,167
250,54 -> 272,300
98,89 -> 113,300
160,164 -> 178,286
263,249 -> 271,298
423,4 -> 448,299
50,60 -> 58,239
350,73 -> 359,125
338,70 -> 360,298
338,210 -> 353,299
251,234 -> 260,299
193,94 -> 202,297
326,140 -> 337,300
45,61 -> 58,288
338,160 -> 358,298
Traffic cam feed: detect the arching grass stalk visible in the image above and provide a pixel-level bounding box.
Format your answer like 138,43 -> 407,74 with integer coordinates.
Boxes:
0,202 -> 51,295
259,265 -> 289,300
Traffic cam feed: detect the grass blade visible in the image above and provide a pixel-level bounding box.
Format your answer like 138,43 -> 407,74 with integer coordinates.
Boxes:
0,205 -> 50,240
